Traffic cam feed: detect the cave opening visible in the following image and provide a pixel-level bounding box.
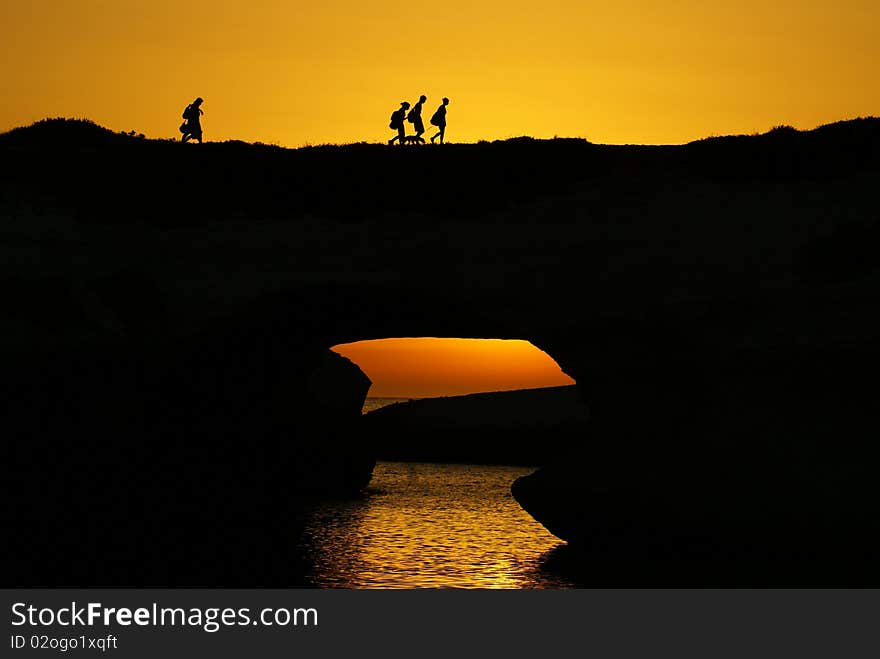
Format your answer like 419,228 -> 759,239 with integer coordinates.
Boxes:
330,337 -> 587,465
302,338 -> 583,587
331,337 -> 577,411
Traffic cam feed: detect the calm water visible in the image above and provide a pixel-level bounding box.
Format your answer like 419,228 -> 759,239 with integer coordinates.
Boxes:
297,461 -> 573,588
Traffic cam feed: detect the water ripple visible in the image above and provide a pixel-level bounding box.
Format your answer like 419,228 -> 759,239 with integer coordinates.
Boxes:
298,461 -> 573,589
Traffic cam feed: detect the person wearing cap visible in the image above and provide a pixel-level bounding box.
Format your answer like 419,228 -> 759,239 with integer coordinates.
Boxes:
180,97 -> 204,143
388,101 -> 410,145
430,97 -> 450,144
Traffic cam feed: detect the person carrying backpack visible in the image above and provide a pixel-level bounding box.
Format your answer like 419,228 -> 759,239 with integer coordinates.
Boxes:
388,101 -> 410,145
407,94 -> 427,140
430,97 -> 450,144
180,97 -> 204,143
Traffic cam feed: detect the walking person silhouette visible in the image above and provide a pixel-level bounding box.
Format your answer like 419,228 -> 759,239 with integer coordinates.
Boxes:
180,97 -> 204,143
407,95 -> 427,140
388,101 -> 410,145
430,97 -> 450,144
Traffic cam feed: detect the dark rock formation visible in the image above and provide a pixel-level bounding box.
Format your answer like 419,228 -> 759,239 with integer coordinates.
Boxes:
512,343 -> 880,584
361,386 -> 588,465
295,350 -> 375,492
3,117 -> 880,585
4,307 -> 374,585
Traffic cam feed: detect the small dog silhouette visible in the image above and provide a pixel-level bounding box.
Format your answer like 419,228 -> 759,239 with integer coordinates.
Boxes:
401,135 -> 425,144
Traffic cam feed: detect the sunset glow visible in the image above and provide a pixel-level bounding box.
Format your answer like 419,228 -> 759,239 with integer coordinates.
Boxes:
331,338 -> 575,398
2,2 -> 877,146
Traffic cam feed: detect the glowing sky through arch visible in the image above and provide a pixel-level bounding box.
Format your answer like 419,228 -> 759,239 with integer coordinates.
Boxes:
332,338 -> 575,398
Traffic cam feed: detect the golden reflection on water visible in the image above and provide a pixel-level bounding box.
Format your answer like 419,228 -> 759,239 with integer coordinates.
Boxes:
299,462 -> 572,589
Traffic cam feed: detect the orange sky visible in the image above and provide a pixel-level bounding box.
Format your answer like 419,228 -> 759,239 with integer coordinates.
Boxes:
2,2 -> 877,146
332,339 -> 575,398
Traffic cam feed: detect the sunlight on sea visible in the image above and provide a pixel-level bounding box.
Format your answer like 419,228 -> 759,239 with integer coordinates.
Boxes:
298,461 -> 573,589
361,397 -> 415,414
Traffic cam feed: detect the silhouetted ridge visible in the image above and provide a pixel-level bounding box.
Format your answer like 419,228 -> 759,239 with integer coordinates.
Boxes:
686,117 -> 880,145
0,118 -> 133,147
361,386 -> 588,465
684,117 -> 880,179
2,116 -> 878,227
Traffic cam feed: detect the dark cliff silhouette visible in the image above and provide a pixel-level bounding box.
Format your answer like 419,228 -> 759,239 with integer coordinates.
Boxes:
361,385 -> 588,465
3,116 -> 880,586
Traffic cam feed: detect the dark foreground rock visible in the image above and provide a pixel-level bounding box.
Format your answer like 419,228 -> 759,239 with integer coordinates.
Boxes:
513,346 -> 880,585
5,322 -> 374,585
361,386 -> 588,465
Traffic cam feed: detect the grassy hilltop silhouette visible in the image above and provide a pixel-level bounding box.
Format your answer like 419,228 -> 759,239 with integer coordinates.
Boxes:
3,116 -> 878,226
3,116 -> 879,347
3,116 -> 880,585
